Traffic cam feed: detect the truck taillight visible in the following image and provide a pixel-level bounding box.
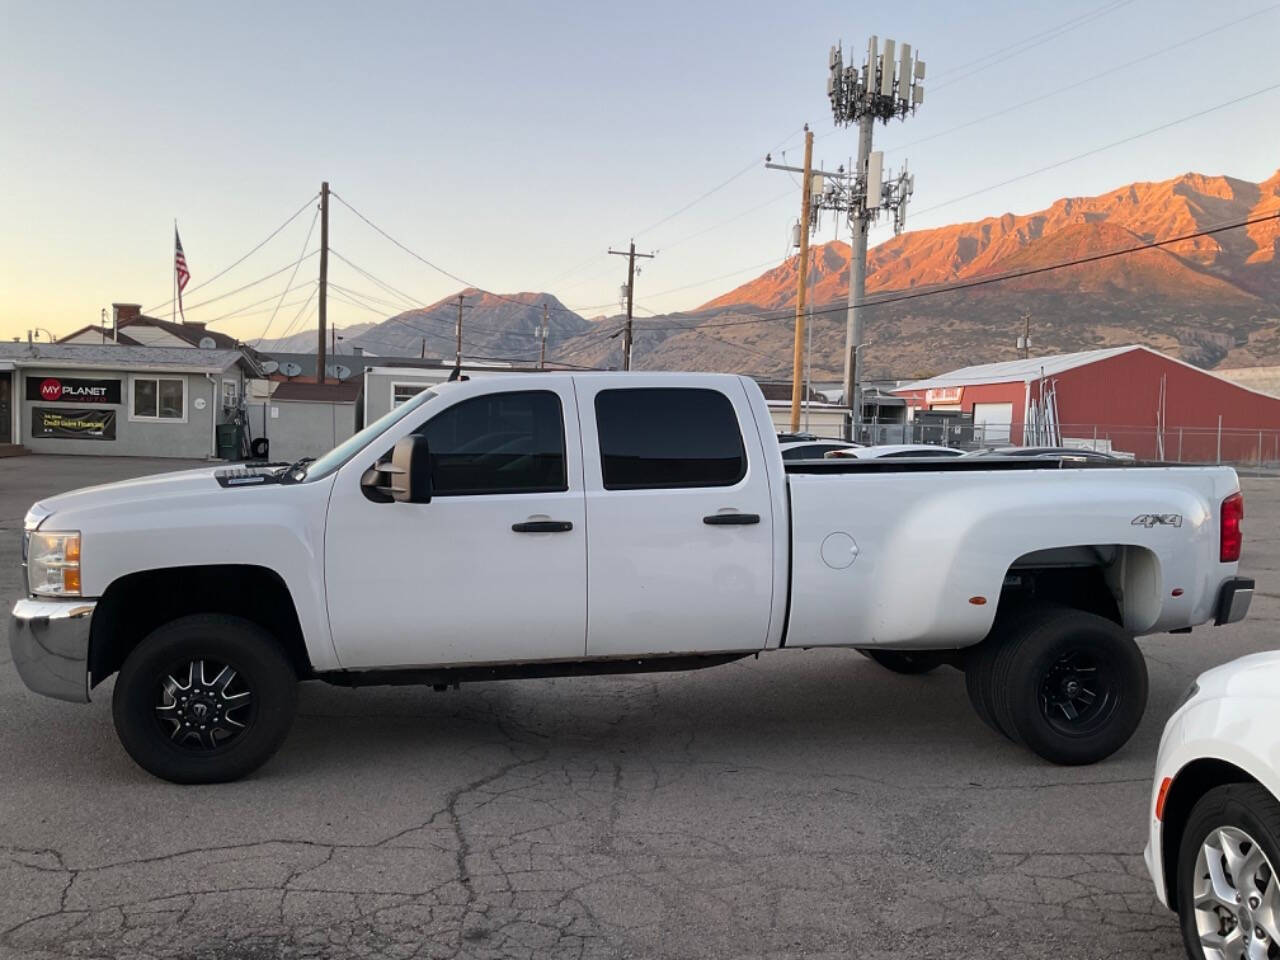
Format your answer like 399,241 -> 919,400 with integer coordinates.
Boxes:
1221,492 -> 1244,563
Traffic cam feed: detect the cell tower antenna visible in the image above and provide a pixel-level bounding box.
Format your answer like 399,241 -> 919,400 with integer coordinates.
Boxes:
824,36 -> 924,438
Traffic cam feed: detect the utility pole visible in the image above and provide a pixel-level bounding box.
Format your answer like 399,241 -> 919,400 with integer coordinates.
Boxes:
788,128 -> 815,432
540,302 -> 549,369
318,181 -> 329,384
1018,312 -> 1031,359
608,241 -> 655,370
827,37 -> 924,438
454,293 -> 472,370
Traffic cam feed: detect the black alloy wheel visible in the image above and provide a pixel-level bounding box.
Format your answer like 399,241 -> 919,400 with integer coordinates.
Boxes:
113,615 -> 297,784
154,658 -> 256,752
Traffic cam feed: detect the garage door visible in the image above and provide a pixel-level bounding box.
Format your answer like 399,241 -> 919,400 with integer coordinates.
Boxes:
973,402 -> 1013,444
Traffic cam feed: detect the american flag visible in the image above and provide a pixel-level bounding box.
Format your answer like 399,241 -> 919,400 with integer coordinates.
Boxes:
174,227 -> 191,318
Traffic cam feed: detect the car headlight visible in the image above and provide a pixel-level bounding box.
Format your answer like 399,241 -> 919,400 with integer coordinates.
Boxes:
27,531 -> 81,597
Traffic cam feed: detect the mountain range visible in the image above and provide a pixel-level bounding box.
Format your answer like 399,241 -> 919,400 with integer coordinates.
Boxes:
261,167 -> 1280,380
257,291 -> 591,362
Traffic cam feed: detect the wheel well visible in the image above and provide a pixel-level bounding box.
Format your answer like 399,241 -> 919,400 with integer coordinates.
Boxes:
998,558 -> 1122,626
1159,758 -> 1259,907
89,565 -> 313,688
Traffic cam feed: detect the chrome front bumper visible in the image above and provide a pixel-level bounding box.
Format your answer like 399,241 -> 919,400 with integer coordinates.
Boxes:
9,598 -> 96,703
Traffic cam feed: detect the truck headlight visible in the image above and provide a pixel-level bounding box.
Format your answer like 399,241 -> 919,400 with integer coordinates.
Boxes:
27,531 -> 81,597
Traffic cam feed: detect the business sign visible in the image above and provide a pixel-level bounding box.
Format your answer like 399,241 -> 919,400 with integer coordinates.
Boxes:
25,376 -> 121,405
925,387 -> 964,405
32,407 -> 117,441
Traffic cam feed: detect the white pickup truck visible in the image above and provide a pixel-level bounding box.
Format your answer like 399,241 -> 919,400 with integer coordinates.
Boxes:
10,373 -> 1253,783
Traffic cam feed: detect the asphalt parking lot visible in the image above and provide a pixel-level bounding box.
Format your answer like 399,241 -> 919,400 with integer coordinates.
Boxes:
1,455 -> 1276,960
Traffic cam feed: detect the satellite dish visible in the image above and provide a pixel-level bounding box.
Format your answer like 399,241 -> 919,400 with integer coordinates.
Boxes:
198,336 -> 217,350
327,364 -> 352,381
260,359 -> 280,375
281,362 -> 303,378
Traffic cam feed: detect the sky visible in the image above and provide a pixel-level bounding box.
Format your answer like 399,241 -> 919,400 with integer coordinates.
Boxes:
2,0 -> 1279,348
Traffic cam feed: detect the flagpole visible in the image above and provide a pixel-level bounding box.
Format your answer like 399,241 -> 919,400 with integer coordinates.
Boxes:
172,219 -> 177,325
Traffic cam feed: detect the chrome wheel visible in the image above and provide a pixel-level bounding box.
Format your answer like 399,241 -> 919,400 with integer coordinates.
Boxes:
1193,825 -> 1280,959
154,659 -> 254,752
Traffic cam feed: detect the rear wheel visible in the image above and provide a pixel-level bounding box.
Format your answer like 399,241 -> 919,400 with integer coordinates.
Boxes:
1176,784 -> 1280,959
967,606 -> 1147,764
857,648 -> 942,675
112,615 -> 297,784
964,609 -> 1032,741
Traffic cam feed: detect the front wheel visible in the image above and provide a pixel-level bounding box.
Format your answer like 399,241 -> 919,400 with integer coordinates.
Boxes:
112,615 -> 297,784
857,648 -> 942,675
1176,784 -> 1280,959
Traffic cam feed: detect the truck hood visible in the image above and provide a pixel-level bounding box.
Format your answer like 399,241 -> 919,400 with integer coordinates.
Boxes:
28,467 -> 227,529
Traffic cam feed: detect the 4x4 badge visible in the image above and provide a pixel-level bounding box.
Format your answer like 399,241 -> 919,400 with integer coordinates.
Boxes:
1132,513 -> 1182,528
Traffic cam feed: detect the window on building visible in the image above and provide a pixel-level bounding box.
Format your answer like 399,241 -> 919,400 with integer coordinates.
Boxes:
132,377 -> 185,420
594,388 -> 746,490
392,383 -> 429,408
416,390 -> 566,496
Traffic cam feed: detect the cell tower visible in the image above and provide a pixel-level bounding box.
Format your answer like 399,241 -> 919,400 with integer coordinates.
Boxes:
826,36 -> 924,435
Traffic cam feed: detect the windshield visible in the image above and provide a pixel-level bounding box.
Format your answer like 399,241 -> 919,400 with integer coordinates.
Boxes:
302,387 -> 439,482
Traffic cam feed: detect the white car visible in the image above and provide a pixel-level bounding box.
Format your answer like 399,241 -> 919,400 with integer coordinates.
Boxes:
777,437 -> 861,461
825,443 -> 964,459
1145,648 -> 1278,959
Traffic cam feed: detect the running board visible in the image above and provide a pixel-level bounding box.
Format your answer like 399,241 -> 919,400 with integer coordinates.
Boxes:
316,652 -> 753,690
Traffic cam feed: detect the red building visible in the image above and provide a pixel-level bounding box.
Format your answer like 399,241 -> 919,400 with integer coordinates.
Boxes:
894,345 -> 1280,463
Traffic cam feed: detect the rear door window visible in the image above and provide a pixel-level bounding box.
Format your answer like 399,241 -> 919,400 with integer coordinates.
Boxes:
594,388 -> 746,490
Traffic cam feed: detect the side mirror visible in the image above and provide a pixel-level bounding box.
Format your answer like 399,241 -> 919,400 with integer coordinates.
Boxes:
388,434 -> 433,503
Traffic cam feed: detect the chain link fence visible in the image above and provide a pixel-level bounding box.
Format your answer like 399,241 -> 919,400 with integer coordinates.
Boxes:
852,420 -> 1280,465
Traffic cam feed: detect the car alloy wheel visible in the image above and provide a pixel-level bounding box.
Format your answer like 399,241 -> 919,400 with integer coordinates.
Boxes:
1191,824 -> 1280,959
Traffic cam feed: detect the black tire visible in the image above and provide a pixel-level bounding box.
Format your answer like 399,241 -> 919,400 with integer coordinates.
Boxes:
857,648 -> 942,675
112,614 -> 297,784
986,605 -> 1147,765
1175,783 -> 1280,959
963,609 -> 1036,742
964,632 -> 1013,740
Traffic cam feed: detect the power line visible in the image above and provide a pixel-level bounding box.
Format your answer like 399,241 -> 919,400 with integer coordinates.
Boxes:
911,81 -> 1280,220
634,210 -> 1280,332
884,3 -> 1280,156
327,254 -> 555,343
330,249 -> 425,311
206,289 -> 315,325
267,282 -> 320,346
203,282 -> 315,324
331,192 -> 588,324
145,193 -> 318,314
642,257 -> 784,304
325,286 -> 527,357
256,205 -> 321,345
930,0 -> 1137,90
633,125 -> 808,238
542,125 -> 809,293
170,251 -> 321,315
